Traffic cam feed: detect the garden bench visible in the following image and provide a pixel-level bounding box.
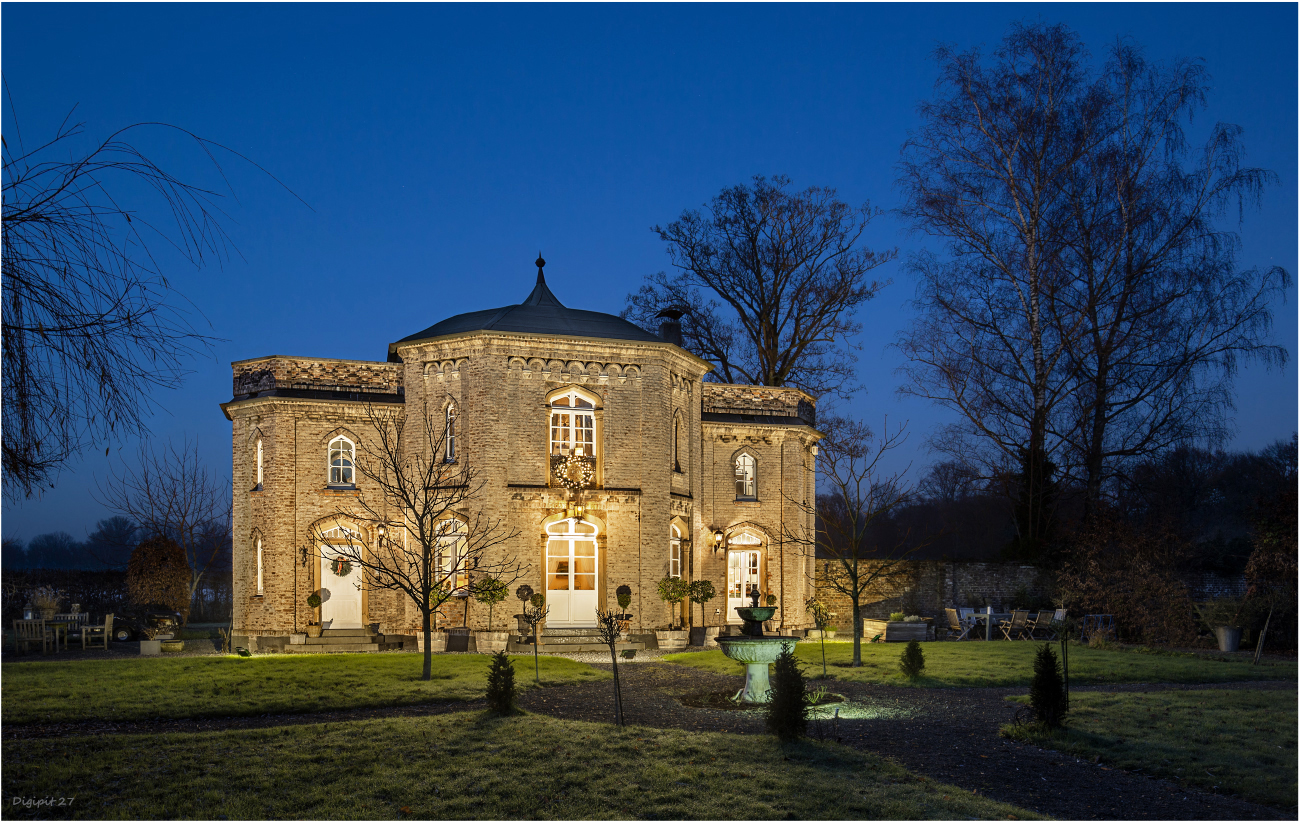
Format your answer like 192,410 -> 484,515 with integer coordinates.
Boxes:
12,619 -> 53,655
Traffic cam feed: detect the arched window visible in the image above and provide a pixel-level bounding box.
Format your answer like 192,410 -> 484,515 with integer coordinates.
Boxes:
435,519 -> 469,593
735,453 -> 756,499
550,390 -> 596,458
669,523 -> 682,578
255,438 -> 264,488
328,437 -> 354,486
256,537 -> 264,595
445,405 -> 457,462
673,415 -> 683,473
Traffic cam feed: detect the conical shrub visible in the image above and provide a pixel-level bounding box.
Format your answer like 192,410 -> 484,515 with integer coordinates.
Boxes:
765,646 -> 808,742
1030,643 -> 1068,728
899,639 -> 925,679
485,650 -> 517,716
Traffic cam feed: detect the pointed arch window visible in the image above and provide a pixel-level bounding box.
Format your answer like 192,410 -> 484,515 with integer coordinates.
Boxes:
328,437 -> 355,486
435,519 -> 470,594
445,405 -> 457,462
256,537 -> 264,595
735,453 -> 756,499
255,438 -> 264,488
673,415 -> 683,473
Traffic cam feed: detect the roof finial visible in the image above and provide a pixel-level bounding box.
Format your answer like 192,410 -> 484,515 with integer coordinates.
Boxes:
535,252 -> 546,285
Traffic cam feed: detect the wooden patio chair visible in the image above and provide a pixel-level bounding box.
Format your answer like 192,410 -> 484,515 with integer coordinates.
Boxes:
1031,608 -> 1066,640
998,609 -> 1031,640
56,613 -> 89,645
944,608 -> 973,641
12,619 -> 52,655
82,614 -> 113,650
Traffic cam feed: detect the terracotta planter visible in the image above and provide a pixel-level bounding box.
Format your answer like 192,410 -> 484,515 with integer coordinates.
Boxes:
474,630 -> 511,654
655,629 -> 688,651
306,625 -> 322,639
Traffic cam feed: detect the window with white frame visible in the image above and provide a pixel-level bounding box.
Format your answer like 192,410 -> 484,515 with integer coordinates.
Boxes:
255,438 -> 264,487
669,524 -> 682,578
445,405 -> 457,462
735,453 -> 756,499
435,518 -> 469,593
549,390 -> 595,458
256,537 -> 264,595
328,436 -> 354,486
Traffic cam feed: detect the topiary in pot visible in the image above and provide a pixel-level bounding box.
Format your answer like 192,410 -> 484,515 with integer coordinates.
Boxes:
306,592 -> 321,609
616,584 -> 633,613
655,577 -> 689,629
472,575 -> 509,631
689,579 -> 717,628
899,640 -> 925,679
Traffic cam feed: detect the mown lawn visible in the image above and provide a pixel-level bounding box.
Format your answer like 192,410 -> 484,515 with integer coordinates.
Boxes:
2,654 -> 607,725
2,712 -> 1042,820
665,641 -> 1297,688
1003,688 -> 1297,810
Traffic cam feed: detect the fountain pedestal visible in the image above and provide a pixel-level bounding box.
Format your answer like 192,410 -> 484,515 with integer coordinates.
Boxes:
715,605 -> 800,703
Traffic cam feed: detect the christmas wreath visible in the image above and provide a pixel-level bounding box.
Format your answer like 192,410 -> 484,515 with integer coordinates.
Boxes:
330,557 -> 353,577
553,452 -> 595,492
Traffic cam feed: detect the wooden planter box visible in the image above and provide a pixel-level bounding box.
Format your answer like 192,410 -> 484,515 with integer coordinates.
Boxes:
862,619 -> 928,642
655,630 -> 688,651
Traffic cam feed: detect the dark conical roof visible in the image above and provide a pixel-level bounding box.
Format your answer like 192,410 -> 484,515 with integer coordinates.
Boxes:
391,261 -> 664,352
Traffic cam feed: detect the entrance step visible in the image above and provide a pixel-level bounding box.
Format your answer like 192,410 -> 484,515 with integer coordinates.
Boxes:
284,642 -> 380,653
321,628 -> 374,637
541,628 -> 602,637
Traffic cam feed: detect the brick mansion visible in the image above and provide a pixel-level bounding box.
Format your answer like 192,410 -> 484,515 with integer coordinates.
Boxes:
221,258 -> 823,648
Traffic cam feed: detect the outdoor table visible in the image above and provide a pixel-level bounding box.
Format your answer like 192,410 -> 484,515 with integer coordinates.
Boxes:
968,611 -> 1011,641
44,621 -> 71,652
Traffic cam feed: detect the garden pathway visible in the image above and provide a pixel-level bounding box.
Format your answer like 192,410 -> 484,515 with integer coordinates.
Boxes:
514,661 -> 1293,821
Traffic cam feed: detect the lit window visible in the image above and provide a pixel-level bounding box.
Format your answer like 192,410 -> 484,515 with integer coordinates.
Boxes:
436,519 -> 469,593
255,439 -> 263,487
735,453 -> 756,499
328,437 -> 354,486
550,390 -> 595,458
445,405 -> 457,462
256,537 -> 264,595
669,524 -> 682,578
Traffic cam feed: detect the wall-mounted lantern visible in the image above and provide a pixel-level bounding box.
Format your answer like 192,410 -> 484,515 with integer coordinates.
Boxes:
712,529 -> 726,552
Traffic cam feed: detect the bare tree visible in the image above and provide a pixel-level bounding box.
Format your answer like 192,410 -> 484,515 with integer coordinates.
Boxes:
784,415 -> 916,666
2,101 -> 302,499
1052,42 -> 1289,519
313,404 -> 521,682
897,23 -> 1107,559
97,439 -> 230,628
623,175 -> 895,400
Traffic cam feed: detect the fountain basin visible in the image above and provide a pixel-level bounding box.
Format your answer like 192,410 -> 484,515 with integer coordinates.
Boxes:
715,635 -> 800,703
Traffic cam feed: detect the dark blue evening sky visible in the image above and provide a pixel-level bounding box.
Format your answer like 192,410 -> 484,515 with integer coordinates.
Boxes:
4,3 -> 1296,541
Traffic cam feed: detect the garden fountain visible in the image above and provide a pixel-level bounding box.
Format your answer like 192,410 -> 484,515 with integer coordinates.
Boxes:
714,589 -> 800,703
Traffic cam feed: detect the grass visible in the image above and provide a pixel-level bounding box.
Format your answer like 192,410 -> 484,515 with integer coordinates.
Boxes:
1,654 -> 608,725
1001,689 -> 1297,810
665,640 -> 1297,688
2,712 -> 1043,820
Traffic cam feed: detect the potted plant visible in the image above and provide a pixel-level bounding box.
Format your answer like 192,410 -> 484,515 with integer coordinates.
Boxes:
654,576 -> 689,650
1196,597 -> 1250,652
306,593 -> 323,638
472,575 -> 511,654
862,611 -> 927,642
30,586 -> 61,620
687,579 -> 719,647
614,584 -> 634,638
514,585 -> 535,638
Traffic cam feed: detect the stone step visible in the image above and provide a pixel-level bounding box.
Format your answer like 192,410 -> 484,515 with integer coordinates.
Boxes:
322,628 -> 374,637
535,641 -> 645,654
537,634 -> 607,645
283,642 -> 380,654
304,635 -> 374,645
541,628 -> 602,637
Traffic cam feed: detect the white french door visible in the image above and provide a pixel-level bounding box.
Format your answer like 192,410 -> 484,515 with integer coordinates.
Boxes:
546,518 -> 598,627
320,551 -> 363,629
726,549 -> 762,624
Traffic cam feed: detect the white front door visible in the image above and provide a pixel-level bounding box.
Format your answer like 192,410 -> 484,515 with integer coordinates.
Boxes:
546,518 -> 598,627
320,552 -> 363,629
726,549 -> 762,624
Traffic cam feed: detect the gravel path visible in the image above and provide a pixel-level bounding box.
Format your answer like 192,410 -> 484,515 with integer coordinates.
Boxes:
514,661 -> 1294,821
